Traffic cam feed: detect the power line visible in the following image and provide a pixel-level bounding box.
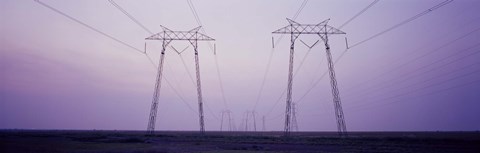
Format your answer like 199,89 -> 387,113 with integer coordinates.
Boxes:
338,0 -> 380,29
309,45 -> 480,112
290,0 -> 381,103
339,16 -> 480,96
185,0 -> 225,127
266,111 -> 284,121
213,54 -> 229,109
295,36 -> 480,126
187,0 -> 204,33
294,0 -> 454,105
263,0 -> 376,119
292,0 -> 380,103
295,51 -> 351,104
145,53 -> 198,115
341,26 -> 480,96
108,0 -> 201,109
204,102 -> 221,121
264,45 -> 317,116
345,45 -> 480,102
350,61 -> 480,109
262,0 -> 453,122
348,0 -> 453,48
108,0 -> 153,34
308,76 -> 480,116
295,72 -> 328,104
304,58 -> 480,115
307,52 -> 326,87
34,0 -> 144,54
253,47 -> 276,111
163,76 -> 199,115
292,0 -> 309,20
186,0 -> 214,53
272,19 -> 348,135
35,0 -> 200,117
296,23 -> 480,105
341,42 -> 480,100
171,46 -> 197,87
337,5 -> 480,89
255,0 -> 307,50
186,0 -> 229,110
170,46 -> 196,90
350,66 -> 480,111
255,0 -> 309,113
145,28 -> 217,133
165,61 -> 190,100
360,76 -> 480,111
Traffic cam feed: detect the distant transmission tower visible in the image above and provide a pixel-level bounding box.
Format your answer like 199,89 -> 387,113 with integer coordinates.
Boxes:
243,110 -> 257,131
290,103 -> 299,132
262,116 -> 266,131
220,110 -> 234,131
272,18 -> 347,136
145,25 -> 215,135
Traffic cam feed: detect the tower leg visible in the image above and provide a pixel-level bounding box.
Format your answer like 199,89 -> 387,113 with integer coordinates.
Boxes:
227,111 -> 232,131
147,40 -> 171,135
321,34 -> 347,136
245,112 -> 249,131
284,32 -> 299,136
292,103 -> 298,131
262,116 -> 266,131
220,111 -> 224,131
252,111 -> 257,131
191,39 -> 205,134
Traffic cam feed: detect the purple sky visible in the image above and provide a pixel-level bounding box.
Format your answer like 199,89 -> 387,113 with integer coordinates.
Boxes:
1,0 -> 480,131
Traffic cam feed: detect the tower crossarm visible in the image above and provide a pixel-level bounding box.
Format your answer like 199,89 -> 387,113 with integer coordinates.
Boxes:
146,25 -> 215,41
272,18 -> 345,35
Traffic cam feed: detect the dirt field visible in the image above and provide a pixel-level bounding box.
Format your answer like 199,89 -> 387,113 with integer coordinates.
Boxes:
1,130 -> 479,153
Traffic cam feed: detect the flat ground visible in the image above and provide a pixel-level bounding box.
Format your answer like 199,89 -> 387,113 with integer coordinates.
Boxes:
1,130 -> 479,153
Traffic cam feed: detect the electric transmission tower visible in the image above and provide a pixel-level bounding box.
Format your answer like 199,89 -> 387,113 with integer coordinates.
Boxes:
243,110 -> 257,131
145,25 -> 215,135
220,110 -> 235,131
262,116 -> 266,131
272,18 -> 347,136
290,103 -> 299,132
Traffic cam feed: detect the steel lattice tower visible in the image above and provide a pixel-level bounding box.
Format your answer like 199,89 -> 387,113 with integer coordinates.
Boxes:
290,103 -> 299,132
262,116 -> 266,131
243,110 -> 257,131
145,25 -> 214,135
273,18 -> 347,136
220,110 -> 234,131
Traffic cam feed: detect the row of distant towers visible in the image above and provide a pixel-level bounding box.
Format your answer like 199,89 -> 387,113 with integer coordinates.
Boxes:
220,103 -> 299,132
145,18 -> 347,136
220,104 -> 299,132
220,103 -> 298,131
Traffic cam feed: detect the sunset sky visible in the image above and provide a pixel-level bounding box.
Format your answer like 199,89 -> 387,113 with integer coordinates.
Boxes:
1,0 -> 480,131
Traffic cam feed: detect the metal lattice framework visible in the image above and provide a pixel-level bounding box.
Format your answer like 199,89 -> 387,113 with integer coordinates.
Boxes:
273,19 -> 345,35
273,18 -> 347,136
290,103 -> 299,132
147,26 -> 215,41
220,110 -> 235,131
242,110 -> 258,131
146,25 -> 214,135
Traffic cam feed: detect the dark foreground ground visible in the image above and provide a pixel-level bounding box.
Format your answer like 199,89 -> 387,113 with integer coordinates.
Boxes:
1,130 -> 479,153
